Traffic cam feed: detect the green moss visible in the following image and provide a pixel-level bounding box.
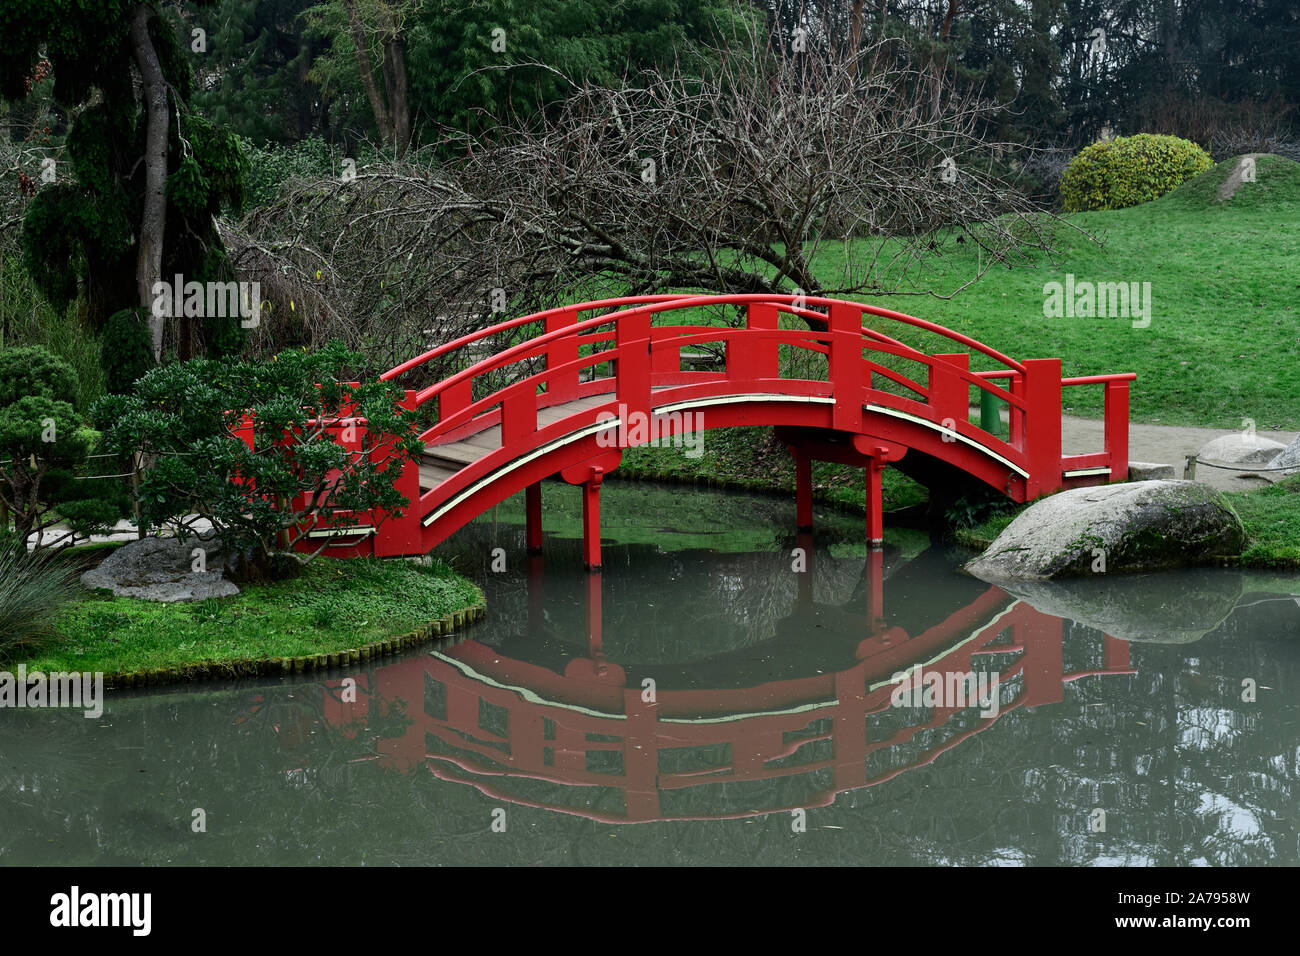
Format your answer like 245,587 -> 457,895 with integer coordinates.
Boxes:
18,556 -> 482,677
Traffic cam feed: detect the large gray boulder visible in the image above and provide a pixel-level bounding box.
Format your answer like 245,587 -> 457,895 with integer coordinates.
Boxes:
1197,433 -> 1286,465
965,480 -> 1244,580
989,570 -> 1242,643
81,536 -> 238,602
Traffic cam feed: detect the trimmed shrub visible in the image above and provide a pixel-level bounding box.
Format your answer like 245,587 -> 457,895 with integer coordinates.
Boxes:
0,345 -> 130,549
1060,133 -> 1213,212
94,341 -> 423,579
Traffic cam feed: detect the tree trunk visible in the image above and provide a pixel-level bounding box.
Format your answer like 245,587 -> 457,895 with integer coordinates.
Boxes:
939,0 -> 958,42
383,30 -> 412,155
343,0 -> 394,146
129,3 -> 169,362
848,0 -> 866,76
931,1 -> 959,120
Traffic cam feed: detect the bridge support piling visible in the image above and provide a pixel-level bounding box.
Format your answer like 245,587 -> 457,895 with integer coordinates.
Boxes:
582,468 -> 604,571
795,530 -> 814,609
795,452 -> 813,531
586,570 -> 603,659
525,482 -> 543,554
866,459 -> 886,547
865,548 -> 884,629
527,552 -> 545,633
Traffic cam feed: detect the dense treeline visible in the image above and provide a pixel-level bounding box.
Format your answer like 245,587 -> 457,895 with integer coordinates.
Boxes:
1,0 -> 1297,399
89,1 -> 1300,153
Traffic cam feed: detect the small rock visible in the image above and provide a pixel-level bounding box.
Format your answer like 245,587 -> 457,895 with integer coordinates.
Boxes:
1197,433 -> 1286,465
1128,461 -> 1175,480
1270,434 -> 1300,475
80,536 -> 238,603
965,480 -> 1244,580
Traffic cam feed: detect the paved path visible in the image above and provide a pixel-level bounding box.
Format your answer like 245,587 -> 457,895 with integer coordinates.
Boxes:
1063,416 -> 1295,493
972,406 -> 1295,492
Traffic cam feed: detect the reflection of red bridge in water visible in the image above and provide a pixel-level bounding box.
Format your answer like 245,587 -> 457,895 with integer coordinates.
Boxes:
310,555 -> 1134,824
295,293 -> 1135,567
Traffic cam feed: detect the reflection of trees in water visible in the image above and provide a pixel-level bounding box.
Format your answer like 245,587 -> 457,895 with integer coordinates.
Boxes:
2,579 -> 1298,866
909,604 -> 1300,866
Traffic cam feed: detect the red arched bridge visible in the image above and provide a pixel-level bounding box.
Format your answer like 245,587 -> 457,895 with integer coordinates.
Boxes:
292,293 -> 1134,568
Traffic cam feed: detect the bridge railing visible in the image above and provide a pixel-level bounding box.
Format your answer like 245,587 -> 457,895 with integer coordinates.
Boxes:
1061,373 -> 1135,482
367,294 -> 1133,542
384,293 -> 1045,454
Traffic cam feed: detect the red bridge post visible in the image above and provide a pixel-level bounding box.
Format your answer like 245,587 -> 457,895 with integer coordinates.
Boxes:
929,352 -> 971,434
794,451 -> 813,531
372,388 -> 423,558
729,302 -> 779,381
545,308 -> 580,403
866,458 -> 887,546
1022,357 -> 1063,499
1105,379 -> 1130,481
829,302 -> 865,432
582,467 -> 604,571
525,482 -> 543,554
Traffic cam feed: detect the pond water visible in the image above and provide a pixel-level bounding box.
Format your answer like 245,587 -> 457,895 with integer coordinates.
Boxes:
2,482 -> 1298,866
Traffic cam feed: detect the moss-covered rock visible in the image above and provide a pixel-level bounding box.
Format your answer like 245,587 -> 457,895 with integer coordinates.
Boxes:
965,480 -> 1244,580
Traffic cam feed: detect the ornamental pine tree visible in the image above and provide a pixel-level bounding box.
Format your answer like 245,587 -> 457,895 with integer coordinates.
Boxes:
0,0 -> 250,379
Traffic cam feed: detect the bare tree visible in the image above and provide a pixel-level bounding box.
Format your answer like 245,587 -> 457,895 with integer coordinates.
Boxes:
227,23 -> 1065,378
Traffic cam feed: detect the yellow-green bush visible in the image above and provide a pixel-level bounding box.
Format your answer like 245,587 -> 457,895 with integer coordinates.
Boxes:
1060,133 -> 1213,211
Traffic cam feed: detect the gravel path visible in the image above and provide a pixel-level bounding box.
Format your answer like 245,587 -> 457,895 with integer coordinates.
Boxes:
1062,415 -> 1295,493
28,415 -> 1296,550
973,406 -> 1296,492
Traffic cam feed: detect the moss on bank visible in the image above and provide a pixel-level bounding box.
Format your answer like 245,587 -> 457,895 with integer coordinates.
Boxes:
18,555 -> 483,684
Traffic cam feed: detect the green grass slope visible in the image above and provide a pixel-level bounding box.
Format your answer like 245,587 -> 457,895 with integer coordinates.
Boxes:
806,154 -> 1300,429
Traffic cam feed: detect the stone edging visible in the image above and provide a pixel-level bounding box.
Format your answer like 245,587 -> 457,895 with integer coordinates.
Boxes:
104,601 -> 487,690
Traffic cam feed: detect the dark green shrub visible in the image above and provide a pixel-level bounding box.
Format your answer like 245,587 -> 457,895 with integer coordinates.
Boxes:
100,307 -> 155,395
95,341 -> 423,579
1060,133 -> 1213,211
0,345 -> 127,549
0,345 -> 78,406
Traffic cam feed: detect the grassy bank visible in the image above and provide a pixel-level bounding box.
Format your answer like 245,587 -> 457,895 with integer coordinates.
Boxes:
804,154 -> 1300,430
626,156 -> 1300,552
954,475 -> 1300,567
15,555 -> 483,680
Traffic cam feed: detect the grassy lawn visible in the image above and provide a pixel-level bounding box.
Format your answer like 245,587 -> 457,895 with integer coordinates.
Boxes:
805,154 -> 1300,430
1225,476 -> 1300,565
17,556 -> 482,677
